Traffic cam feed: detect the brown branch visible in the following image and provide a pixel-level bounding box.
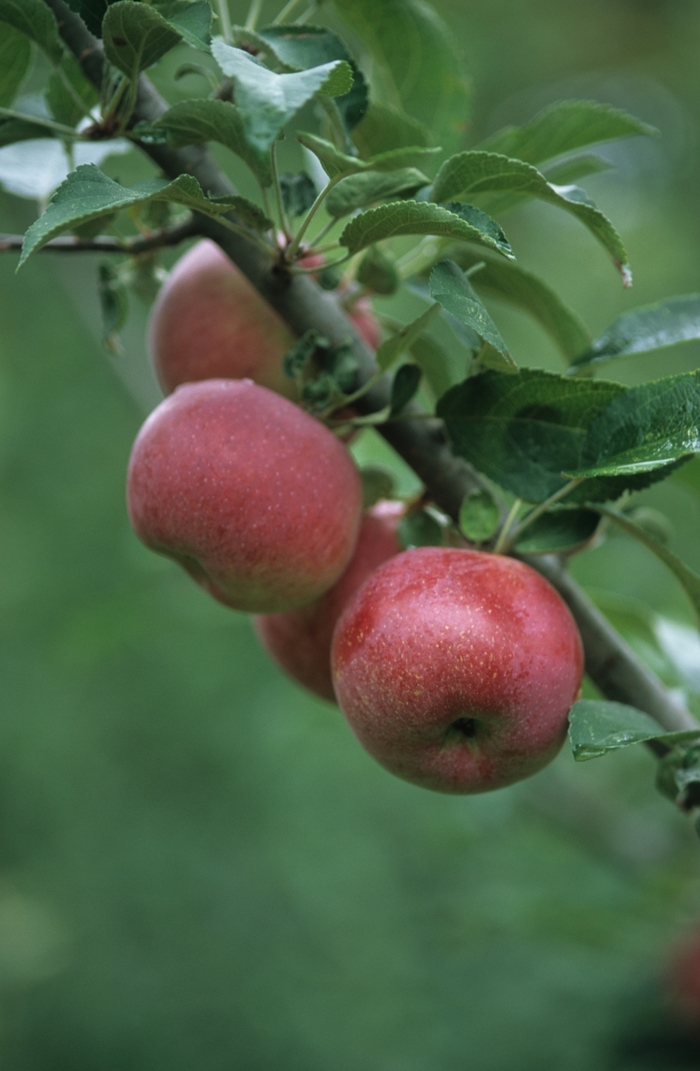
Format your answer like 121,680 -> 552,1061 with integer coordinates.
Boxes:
43,0 -> 699,738
0,218 -> 200,255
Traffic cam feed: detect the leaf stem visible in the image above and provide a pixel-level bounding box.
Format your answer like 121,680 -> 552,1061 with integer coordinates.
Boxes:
217,215 -> 277,255
0,107 -> 85,140
271,143 -> 291,240
55,65 -> 94,124
308,216 -> 338,249
245,0 -> 266,30
492,499 -> 523,554
216,0 -> 233,42
286,175 -> 341,260
499,478 -> 585,555
273,0 -> 306,23
288,251 -> 353,273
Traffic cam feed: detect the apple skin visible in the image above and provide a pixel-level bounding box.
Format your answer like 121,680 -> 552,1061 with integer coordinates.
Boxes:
127,379 -> 363,614
668,930 -> 700,1032
349,297 -> 381,351
254,499 -> 404,702
331,547 -> 584,794
148,240 -> 297,398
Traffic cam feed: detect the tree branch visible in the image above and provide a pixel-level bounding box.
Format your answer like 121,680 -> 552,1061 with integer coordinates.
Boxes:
42,0 -> 699,737
0,218 -> 200,255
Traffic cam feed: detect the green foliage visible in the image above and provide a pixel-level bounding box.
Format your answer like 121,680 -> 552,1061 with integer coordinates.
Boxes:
46,53 -> 99,129
375,304 -> 440,371
298,130 -> 440,177
340,201 -> 514,257
0,0 -> 63,63
428,259 -> 515,372
356,245 -> 399,295
360,464 -> 396,507
573,294 -> 700,369
325,167 -> 429,217
103,2 -> 183,78
568,700 -> 700,761
458,488 -> 500,543
389,362 -> 422,415
398,508 -> 444,549
63,0 -> 109,37
0,25 -> 31,108
352,100 -> 432,156
513,506 -> 601,554
279,170 -> 317,217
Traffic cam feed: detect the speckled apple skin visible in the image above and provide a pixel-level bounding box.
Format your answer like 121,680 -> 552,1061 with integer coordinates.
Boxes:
148,240 -> 297,398
127,379 -> 363,614
254,500 -> 404,702
331,547 -> 584,794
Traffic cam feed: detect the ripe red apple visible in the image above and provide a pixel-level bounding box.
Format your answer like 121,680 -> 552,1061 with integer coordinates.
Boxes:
254,499 -> 404,702
148,239 -> 297,397
127,379 -> 363,613
331,547 -> 584,794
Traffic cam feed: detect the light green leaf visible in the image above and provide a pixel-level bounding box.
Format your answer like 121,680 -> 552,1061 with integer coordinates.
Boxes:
375,303 -> 441,372
156,1 -> 212,52
431,151 -> 629,280
448,248 -> 591,361
211,38 -> 352,156
594,504 -> 700,627
572,294 -> 700,369
436,368 -> 627,503
103,2 -> 182,79
333,0 -> 471,156
325,167 -> 428,217
18,164 -> 244,267
543,153 -> 611,186
339,201 -> 515,258
513,506 -> 601,554
458,489 -> 500,543
0,0 -> 63,64
477,100 -> 654,166
297,131 -> 365,178
0,26 -> 31,108
428,260 -> 515,372
152,98 -> 273,185
368,145 -> 442,172
569,700 -> 699,761
569,371 -> 700,479
352,101 -> 431,157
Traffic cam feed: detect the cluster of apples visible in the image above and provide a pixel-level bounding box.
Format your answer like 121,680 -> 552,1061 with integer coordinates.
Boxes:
126,240 -> 585,795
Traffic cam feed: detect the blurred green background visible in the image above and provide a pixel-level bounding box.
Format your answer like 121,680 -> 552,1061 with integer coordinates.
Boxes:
3,1 -> 700,1067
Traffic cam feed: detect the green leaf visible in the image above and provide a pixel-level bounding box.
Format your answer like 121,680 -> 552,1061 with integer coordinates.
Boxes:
333,0 -> 471,156
436,368 -> 626,503
458,489 -> 499,543
155,1 -> 211,51
513,506 -> 601,554
352,101 -> 431,158
18,164 -> 245,267
375,304 -> 440,372
568,699 -> 699,762
594,504 -> 700,627
46,53 -> 99,130
431,151 -> 630,280
0,117 -> 57,148
63,0 -> 107,38
325,167 -> 428,217
211,38 -> 352,156
298,130 -> 439,179
428,260 -> 516,372
356,246 -> 399,296
208,194 -> 273,232
568,371 -> 700,480
398,509 -> 444,550
409,332 -> 458,399
447,248 -> 591,362
152,98 -> 273,185
339,201 -> 516,258
279,171 -> 317,218
103,2 -> 182,78
0,0 -> 63,64
360,465 -> 396,508
390,363 -> 422,416
543,153 -> 610,186
368,145 -> 442,173
444,202 -> 512,259
572,294 -> 700,369
0,26 -> 31,108
476,100 -> 654,166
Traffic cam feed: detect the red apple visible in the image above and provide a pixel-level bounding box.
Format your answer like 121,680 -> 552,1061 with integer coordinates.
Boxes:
148,239 -> 297,397
254,499 -> 404,702
127,379 -> 363,613
349,297 -> 381,351
331,547 -> 584,794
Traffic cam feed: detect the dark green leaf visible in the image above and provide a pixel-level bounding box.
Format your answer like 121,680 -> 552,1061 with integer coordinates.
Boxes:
152,98 -> 273,185
573,294 -> 700,369
325,167 -> 428,217
375,304 -> 440,372
0,0 -> 63,63
339,201 -> 516,258
0,26 -> 31,108
0,117 -> 57,148
280,171 -> 317,217
594,504 -> 700,627
436,368 -> 626,503
431,151 -> 629,280
398,509 -> 444,550
360,466 -> 396,508
334,0 -> 471,155
443,202 -> 512,260
211,38 -> 352,156
447,248 -> 590,362
63,0 -> 107,38
46,53 -> 99,130
98,261 -> 128,343
18,164 -> 245,267
569,371 -> 700,480
208,194 -> 273,232
103,2 -> 182,79
568,699 -> 699,761
356,246 -> 399,296
156,1 -> 211,52
476,100 -> 654,166
409,332 -> 458,399
428,260 -> 515,372
458,489 -> 499,543
352,101 -> 431,158
390,363 -> 422,416
513,506 -> 601,554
